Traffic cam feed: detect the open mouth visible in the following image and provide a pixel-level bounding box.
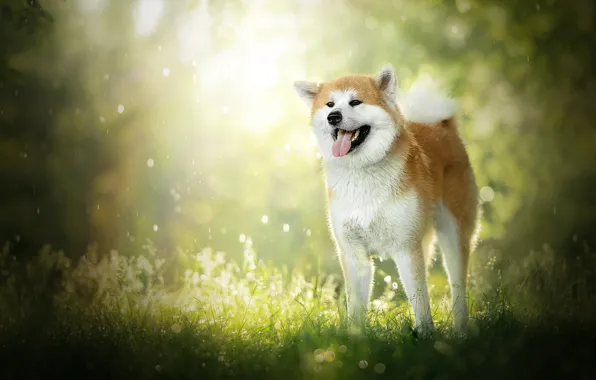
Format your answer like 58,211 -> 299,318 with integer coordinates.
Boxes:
331,125 -> 371,157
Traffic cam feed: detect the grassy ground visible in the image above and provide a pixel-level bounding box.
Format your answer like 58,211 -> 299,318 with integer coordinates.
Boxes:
1,240 -> 596,379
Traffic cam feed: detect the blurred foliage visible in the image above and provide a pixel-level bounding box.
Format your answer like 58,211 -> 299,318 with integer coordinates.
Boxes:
1,0 -> 595,292
2,235 -> 593,341
1,236 -> 596,378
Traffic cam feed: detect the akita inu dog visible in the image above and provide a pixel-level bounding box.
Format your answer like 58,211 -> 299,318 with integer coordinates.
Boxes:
294,65 -> 479,334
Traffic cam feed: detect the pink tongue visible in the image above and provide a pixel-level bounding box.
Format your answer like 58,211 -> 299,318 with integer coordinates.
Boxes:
332,130 -> 353,157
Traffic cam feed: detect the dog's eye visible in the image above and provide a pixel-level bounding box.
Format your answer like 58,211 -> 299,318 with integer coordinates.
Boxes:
349,100 -> 362,107
326,102 -> 335,107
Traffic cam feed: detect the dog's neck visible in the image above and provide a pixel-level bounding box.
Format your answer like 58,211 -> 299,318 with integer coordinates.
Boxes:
323,128 -> 411,198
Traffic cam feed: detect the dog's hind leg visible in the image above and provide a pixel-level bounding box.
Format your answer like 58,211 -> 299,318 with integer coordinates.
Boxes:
436,201 -> 477,334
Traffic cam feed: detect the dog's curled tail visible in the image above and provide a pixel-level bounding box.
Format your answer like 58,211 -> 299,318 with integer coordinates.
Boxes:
397,76 -> 458,126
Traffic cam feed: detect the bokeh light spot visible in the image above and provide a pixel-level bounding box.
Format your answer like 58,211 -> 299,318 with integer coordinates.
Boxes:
374,363 -> 386,374
480,186 -> 495,202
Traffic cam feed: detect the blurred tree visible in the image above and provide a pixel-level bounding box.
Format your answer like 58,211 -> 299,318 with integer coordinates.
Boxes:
0,0 -> 61,256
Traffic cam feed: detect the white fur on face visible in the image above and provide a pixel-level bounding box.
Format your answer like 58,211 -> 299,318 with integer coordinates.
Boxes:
311,89 -> 397,169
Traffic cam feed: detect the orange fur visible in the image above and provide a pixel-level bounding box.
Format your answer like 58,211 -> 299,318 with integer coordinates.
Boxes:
393,119 -> 478,274
313,75 -> 400,123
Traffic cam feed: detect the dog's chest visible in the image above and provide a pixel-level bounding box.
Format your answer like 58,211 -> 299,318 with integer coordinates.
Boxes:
327,169 -> 420,251
329,175 -> 382,225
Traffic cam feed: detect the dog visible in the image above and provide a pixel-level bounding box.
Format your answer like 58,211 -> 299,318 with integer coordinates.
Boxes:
293,65 -> 479,334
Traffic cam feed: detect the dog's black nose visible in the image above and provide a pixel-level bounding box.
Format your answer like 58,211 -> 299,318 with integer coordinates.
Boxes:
327,111 -> 342,125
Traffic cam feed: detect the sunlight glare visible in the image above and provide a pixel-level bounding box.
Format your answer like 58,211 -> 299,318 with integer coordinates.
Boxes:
134,0 -> 165,37
195,9 -> 297,135
78,0 -> 107,13
242,97 -> 284,134
176,0 -> 212,63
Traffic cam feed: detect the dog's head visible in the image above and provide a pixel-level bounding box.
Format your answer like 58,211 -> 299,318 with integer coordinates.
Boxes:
294,65 -> 401,168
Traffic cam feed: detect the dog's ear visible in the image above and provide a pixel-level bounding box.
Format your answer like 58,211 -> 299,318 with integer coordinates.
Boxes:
293,81 -> 321,109
375,64 -> 398,103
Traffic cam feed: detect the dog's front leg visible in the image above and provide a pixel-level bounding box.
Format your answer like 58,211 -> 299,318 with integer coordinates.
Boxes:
336,236 -> 373,328
391,245 -> 434,335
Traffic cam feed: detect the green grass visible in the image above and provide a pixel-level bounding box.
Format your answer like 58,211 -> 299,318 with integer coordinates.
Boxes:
1,239 -> 596,379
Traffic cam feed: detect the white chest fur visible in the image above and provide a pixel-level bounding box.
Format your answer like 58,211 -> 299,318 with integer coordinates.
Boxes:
328,170 -> 387,229
325,161 -> 421,254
